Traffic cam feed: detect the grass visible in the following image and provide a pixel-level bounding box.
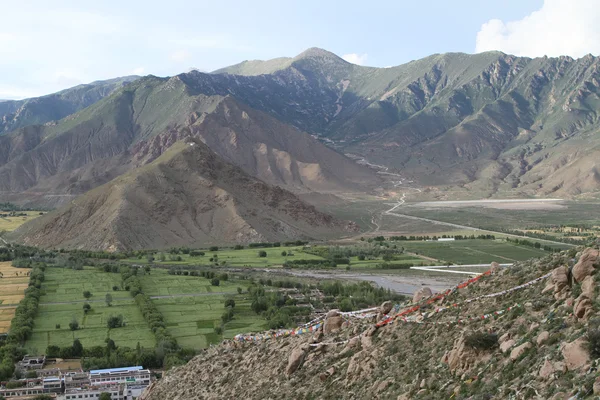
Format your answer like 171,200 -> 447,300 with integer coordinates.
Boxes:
0,211 -> 44,231
26,267 -> 155,353
125,246 -> 325,268
398,239 -> 550,264
140,269 -> 267,349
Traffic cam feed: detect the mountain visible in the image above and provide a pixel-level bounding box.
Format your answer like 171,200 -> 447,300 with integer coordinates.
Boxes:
141,248 -> 600,399
4,47 -> 600,213
0,73 -> 381,208
9,138 -> 357,251
0,76 -> 139,135
209,49 -> 600,197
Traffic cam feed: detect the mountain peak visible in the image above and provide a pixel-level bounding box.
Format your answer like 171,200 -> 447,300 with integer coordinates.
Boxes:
293,47 -> 347,63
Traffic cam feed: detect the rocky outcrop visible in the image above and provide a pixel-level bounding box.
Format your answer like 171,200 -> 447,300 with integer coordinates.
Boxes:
510,342 -> 532,361
323,310 -> 344,334
286,344 -> 310,376
551,266 -> 571,299
413,287 -> 433,303
561,338 -> 590,370
572,248 -> 599,283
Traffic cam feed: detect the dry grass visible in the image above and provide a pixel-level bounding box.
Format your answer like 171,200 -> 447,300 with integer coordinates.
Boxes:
0,211 -> 43,231
0,261 -> 28,333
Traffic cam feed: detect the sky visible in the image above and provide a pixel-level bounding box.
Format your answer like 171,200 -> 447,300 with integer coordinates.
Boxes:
1,0 -> 599,100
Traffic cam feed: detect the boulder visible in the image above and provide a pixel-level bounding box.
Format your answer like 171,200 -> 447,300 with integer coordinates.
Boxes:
594,376 -> 600,395
323,316 -> 344,334
572,248 -> 599,283
285,344 -> 309,376
581,275 -> 596,299
551,266 -> 570,299
510,342 -> 532,361
326,309 -> 341,318
413,287 -> 433,303
380,301 -> 393,315
539,359 -> 555,379
500,339 -> 516,353
536,331 -> 550,346
490,261 -> 500,273
574,296 -> 594,319
499,332 -> 511,344
561,337 -> 590,370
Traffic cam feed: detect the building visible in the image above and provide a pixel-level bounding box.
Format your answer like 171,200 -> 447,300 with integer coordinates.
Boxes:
63,371 -> 90,389
17,355 -> 46,371
42,377 -> 63,393
0,383 -> 49,399
89,366 -> 151,386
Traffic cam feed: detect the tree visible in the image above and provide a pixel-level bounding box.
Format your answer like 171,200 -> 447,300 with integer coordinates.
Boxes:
224,299 -> 235,308
237,287 -> 243,294
105,293 -> 113,307
258,250 -> 267,257
210,278 -> 220,286
281,251 -> 287,256
146,254 -> 155,263
107,315 -> 124,329
72,339 -> 83,357
99,393 -> 112,400
69,317 -> 79,331
83,291 -> 92,299
144,265 -> 151,274
112,285 -> 119,291
83,303 -> 92,314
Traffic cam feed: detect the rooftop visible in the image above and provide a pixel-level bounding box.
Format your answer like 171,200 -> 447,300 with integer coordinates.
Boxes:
89,366 -> 144,375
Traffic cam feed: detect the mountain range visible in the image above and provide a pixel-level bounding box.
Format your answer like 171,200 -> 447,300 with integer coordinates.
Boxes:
2,47 -> 600,249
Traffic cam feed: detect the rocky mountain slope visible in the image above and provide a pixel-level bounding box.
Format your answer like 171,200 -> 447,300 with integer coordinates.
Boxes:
0,71 -> 380,208
0,76 -> 138,135
211,48 -> 600,197
9,138 -> 357,251
141,247 -> 600,399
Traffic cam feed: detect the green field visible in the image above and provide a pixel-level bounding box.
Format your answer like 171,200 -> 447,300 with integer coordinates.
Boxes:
140,269 -> 266,349
400,201 -> 600,233
126,246 -> 326,267
399,239 -> 550,264
26,268 -> 155,353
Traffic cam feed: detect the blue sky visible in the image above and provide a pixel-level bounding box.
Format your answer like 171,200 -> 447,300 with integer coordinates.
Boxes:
2,0 -> 598,99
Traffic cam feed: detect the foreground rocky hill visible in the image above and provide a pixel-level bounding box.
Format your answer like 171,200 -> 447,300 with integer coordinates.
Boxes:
10,138 -> 357,251
142,247 -> 600,399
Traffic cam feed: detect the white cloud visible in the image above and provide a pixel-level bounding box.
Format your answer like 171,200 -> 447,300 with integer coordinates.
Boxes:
476,0 -> 600,58
342,53 -> 368,65
132,67 -> 145,75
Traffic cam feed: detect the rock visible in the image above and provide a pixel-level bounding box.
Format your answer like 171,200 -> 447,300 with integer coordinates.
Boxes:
500,339 -> 516,353
542,282 -> 555,293
417,389 -> 427,395
375,379 -> 392,393
285,344 -> 309,376
490,261 -> 500,273
413,287 -> 433,303
380,301 -> 393,315
552,266 -> 570,299
312,330 -> 323,343
574,296 -> 594,319
581,275 -> 596,299
420,378 -> 426,388
529,322 -> 539,332
536,331 -> 550,346
364,326 -> 377,337
593,376 -> 600,395
326,309 -> 340,318
397,394 -> 411,400
499,332 -> 511,343
561,337 -> 590,370
510,342 -> 532,361
323,315 -> 344,334
539,359 -> 555,379
572,248 -> 599,283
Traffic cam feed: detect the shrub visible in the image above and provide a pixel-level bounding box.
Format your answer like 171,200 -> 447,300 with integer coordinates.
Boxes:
258,251 -> 267,257
211,278 -> 220,287
209,246 -> 219,252
69,318 -> 79,331
83,290 -> 92,299
107,315 -> 124,329
464,332 -> 498,350
587,323 -> 600,358
112,285 -> 119,291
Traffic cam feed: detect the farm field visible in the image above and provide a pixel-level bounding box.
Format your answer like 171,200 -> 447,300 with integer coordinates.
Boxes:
140,269 -> 267,349
0,262 -> 29,333
398,239 -> 550,264
400,201 -> 600,234
126,246 -> 326,268
26,267 -> 155,353
0,211 -> 44,231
